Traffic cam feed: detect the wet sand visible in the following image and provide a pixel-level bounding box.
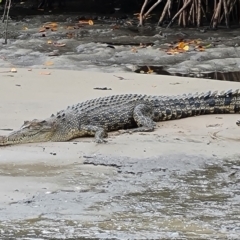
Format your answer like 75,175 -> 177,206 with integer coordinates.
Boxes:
0,69 -> 240,239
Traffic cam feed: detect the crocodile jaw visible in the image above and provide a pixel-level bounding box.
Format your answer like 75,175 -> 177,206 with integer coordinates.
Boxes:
0,119 -> 56,146
0,130 -> 52,146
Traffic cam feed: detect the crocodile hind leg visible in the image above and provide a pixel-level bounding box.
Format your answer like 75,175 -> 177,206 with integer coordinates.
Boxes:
80,125 -> 108,143
128,104 -> 156,133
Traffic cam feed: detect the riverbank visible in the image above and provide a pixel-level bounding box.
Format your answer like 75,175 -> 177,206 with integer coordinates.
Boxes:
0,69 -> 240,239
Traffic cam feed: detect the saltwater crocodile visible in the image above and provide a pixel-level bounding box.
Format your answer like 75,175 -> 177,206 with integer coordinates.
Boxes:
0,89 -> 240,146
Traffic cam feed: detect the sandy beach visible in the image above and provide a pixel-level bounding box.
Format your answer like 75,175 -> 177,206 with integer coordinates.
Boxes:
0,68 -> 240,239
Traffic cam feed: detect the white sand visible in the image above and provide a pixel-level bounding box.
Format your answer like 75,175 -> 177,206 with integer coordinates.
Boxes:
0,68 -> 239,163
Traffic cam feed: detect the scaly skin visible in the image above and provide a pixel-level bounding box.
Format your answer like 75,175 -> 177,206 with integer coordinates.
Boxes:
1,90 -> 240,146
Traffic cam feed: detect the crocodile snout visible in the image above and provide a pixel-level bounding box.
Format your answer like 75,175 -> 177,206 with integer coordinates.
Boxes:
0,136 -> 8,146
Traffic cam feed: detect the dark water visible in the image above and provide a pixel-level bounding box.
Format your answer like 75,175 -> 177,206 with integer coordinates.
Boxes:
136,66 -> 240,82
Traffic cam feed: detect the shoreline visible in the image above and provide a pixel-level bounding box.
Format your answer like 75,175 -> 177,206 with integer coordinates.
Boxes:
0,68 -> 239,239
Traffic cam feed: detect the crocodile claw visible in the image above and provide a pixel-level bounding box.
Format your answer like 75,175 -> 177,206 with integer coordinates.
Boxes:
95,138 -> 107,144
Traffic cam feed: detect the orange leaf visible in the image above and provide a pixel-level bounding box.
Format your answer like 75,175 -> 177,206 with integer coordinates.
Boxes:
43,22 -> 58,30
139,43 -> 147,48
133,13 -> 141,20
49,22 -> 58,28
112,25 -> 120,30
196,46 -> 205,51
178,42 -> 185,49
51,27 -> 58,31
39,27 -> 45,32
88,20 -> 94,25
131,47 -> 138,53
166,49 -> 179,55
177,49 -> 185,53
67,33 -> 74,38
44,61 -> 54,66
188,40 -> 196,44
66,26 -> 74,30
183,45 -> 189,51
147,66 -> 154,74
79,20 -> 88,24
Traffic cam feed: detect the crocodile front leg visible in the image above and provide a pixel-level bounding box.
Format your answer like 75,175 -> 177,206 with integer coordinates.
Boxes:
80,125 -> 108,143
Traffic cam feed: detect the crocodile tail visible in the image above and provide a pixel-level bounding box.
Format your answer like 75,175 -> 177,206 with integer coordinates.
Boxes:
160,89 -> 240,120
200,89 -> 240,115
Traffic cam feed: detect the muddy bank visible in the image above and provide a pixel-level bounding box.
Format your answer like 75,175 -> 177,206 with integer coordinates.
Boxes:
0,70 -> 240,239
0,13 -> 240,78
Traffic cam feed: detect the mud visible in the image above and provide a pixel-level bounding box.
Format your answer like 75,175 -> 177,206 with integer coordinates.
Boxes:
0,13 -> 240,76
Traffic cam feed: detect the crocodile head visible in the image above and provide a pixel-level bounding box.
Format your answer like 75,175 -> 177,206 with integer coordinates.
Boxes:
0,119 -> 56,146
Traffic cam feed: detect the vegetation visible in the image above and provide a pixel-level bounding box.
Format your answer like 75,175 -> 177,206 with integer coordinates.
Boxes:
138,0 -> 239,28
1,0 -> 240,31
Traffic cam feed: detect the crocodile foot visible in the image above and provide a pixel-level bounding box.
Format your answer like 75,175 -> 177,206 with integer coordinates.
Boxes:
236,120 -> 240,126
